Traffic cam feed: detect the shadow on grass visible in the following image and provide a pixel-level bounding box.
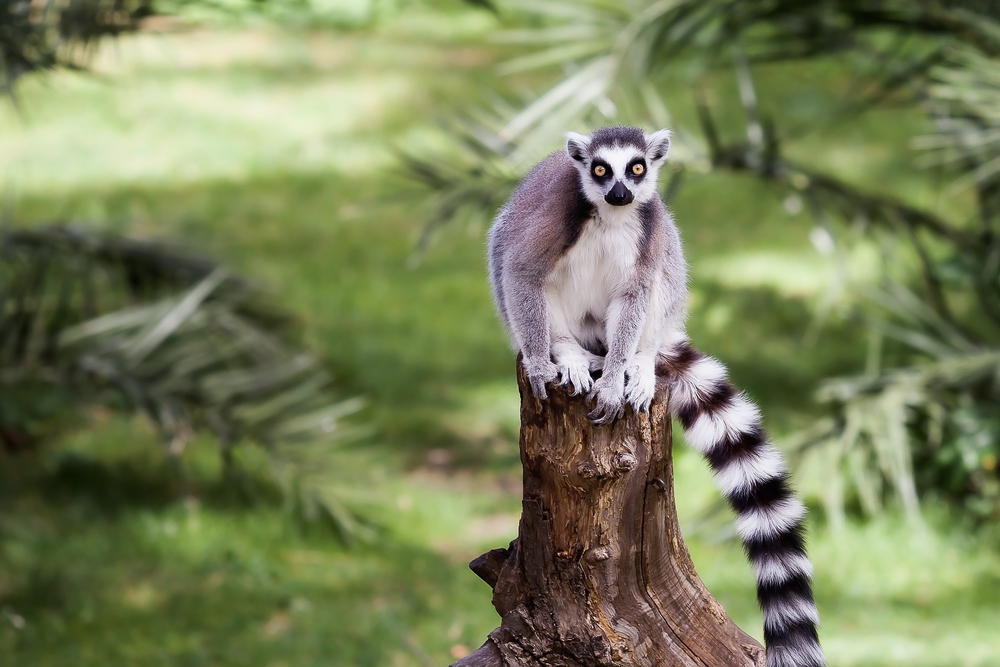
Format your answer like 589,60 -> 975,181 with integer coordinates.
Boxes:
0,448 -> 499,666
1,435 -> 270,529
35,451 -> 285,516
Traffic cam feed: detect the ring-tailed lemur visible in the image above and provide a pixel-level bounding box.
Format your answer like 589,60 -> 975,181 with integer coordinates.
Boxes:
487,125 -> 824,667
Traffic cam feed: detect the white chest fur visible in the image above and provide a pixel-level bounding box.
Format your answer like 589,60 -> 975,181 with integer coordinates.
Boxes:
545,210 -> 643,338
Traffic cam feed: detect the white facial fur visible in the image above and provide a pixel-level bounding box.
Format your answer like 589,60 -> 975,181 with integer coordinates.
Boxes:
565,129 -> 671,212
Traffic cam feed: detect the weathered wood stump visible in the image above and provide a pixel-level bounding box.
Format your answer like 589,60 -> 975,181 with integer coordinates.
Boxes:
453,361 -> 764,667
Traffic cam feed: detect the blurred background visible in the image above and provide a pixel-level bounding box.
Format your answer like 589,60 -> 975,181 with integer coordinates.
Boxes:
1,0 -> 999,665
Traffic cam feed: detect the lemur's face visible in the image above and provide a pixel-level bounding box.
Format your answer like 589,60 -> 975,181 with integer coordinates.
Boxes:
566,126 -> 671,209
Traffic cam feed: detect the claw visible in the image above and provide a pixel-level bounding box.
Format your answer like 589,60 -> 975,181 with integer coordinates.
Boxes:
586,373 -> 626,424
587,396 -> 623,425
554,354 -> 595,396
588,403 -> 622,425
570,372 -> 592,396
525,357 -> 558,400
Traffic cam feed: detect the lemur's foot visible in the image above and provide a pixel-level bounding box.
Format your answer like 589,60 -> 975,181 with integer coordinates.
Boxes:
587,352 -> 605,372
554,351 -> 596,395
624,357 -> 656,413
523,357 -> 558,399
587,374 -> 625,425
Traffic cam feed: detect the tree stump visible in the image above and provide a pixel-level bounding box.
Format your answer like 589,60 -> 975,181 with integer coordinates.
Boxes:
454,360 -> 765,667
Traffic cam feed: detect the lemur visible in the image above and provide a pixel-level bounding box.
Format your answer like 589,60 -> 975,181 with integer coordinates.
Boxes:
487,125 -> 824,667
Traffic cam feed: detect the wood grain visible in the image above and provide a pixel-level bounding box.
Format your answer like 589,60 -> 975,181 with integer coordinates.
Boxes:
452,360 -> 765,667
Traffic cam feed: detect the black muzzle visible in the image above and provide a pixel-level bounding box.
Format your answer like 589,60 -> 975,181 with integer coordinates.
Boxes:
605,181 -> 634,206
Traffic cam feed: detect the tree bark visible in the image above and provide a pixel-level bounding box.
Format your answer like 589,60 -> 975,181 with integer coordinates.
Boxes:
453,360 -> 765,667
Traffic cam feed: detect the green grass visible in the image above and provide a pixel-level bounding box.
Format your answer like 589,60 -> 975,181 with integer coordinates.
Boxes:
0,424 -> 513,666
1,7 -> 998,667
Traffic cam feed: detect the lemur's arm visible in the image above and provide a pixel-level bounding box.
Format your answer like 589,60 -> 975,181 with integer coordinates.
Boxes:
492,174 -> 578,400
501,254 -> 558,398
588,282 -> 652,424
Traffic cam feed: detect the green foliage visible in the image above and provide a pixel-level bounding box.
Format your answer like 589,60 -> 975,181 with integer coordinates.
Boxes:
155,0 -> 392,29
0,224 -> 365,537
0,0 -> 392,95
399,129 -> 522,256
804,299 -> 1000,524
0,0 -> 153,87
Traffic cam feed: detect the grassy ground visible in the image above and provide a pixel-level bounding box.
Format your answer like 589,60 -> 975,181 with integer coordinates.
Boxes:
1,7 -> 999,666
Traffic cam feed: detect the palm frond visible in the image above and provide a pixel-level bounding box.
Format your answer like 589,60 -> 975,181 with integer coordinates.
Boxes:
482,0 -> 1000,145
0,224 -> 366,540
806,349 -> 1000,523
914,48 -> 1000,225
398,128 -> 523,257
0,0 -> 153,89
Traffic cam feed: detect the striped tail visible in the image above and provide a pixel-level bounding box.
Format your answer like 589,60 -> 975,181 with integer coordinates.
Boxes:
659,339 -> 825,667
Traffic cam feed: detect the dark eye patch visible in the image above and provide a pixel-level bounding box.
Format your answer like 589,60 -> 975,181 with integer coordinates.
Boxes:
591,159 -> 612,180
627,158 -> 647,180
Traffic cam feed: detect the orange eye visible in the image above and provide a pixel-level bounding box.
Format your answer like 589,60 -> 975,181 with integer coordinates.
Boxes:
593,165 -> 606,177
632,163 -> 644,175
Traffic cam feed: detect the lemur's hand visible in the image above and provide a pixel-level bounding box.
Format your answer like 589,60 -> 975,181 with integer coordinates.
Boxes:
523,357 -> 558,399
588,373 -> 625,425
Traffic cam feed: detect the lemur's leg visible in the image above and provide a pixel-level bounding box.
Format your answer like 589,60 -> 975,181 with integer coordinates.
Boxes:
501,268 -> 558,399
589,286 -> 650,424
547,300 -> 600,395
623,281 -> 668,413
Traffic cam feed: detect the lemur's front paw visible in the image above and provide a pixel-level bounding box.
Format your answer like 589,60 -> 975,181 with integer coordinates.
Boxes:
523,357 -> 559,399
587,375 -> 625,425
624,357 -> 656,413
555,352 -> 595,395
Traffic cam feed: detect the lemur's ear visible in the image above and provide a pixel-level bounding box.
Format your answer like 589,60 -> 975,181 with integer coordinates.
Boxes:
645,129 -> 671,163
565,132 -> 591,162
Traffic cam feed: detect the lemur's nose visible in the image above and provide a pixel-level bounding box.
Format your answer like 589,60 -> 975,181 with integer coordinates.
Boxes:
605,181 -> 634,206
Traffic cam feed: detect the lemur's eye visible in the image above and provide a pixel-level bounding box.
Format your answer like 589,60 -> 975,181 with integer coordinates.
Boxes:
632,163 -> 644,175
593,165 -> 606,177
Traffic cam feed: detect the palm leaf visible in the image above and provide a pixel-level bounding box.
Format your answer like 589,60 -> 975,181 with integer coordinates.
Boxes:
0,224 -> 366,540
0,0 -> 153,90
